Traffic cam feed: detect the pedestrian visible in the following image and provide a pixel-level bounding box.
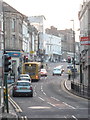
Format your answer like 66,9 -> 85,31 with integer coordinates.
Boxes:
68,69 -> 72,80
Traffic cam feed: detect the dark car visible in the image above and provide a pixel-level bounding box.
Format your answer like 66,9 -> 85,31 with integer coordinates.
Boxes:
12,80 -> 33,97
71,68 -> 77,72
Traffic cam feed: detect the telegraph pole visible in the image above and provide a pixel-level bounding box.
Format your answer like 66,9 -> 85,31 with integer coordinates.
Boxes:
71,20 -> 76,81
3,2 -> 9,113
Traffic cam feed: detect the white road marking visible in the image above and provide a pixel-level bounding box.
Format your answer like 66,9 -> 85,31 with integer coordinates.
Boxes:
34,85 -> 37,96
63,102 -> 76,109
51,96 -> 60,101
64,116 -> 67,118
47,102 -> 56,107
72,115 -> 78,120
41,85 -> 43,90
41,85 -> 46,95
38,97 -> 45,101
28,106 -> 50,109
24,116 -> 28,120
43,92 -> 46,95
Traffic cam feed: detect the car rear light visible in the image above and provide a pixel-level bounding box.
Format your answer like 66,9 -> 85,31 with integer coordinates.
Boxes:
30,87 -> 32,90
36,75 -> 38,79
14,86 -> 17,90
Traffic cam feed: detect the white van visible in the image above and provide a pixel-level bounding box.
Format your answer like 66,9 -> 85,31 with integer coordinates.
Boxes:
52,65 -> 64,76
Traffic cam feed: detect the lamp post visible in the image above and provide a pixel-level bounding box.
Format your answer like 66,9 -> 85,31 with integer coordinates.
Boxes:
71,20 -> 76,81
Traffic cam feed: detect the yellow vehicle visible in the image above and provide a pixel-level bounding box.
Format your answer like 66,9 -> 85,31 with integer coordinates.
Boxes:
22,62 -> 41,82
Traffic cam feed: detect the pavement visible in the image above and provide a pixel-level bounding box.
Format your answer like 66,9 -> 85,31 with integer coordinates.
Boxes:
1,102 -> 18,120
64,75 -> 89,100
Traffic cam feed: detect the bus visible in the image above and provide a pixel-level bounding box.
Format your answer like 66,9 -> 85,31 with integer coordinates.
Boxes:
22,62 -> 41,82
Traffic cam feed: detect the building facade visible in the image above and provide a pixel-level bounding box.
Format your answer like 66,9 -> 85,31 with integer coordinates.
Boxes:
3,2 -> 26,77
2,2 -> 39,76
0,0 -> 3,116
78,0 -> 90,87
44,33 -> 62,62
28,15 -> 46,59
45,26 -> 76,60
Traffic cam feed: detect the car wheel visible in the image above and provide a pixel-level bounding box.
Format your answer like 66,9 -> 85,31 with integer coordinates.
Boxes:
60,74 -> 61,76
53,74 -> 54,76
30,93 -> 33,97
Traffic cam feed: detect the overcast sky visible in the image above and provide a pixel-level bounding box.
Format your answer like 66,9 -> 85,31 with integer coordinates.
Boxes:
4,0 -> 83,41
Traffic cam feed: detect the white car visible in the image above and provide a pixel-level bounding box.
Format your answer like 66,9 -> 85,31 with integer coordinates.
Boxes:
19,74 -> 30,78
52,65 -> 64,76
40,68 -> 47,76
18,74 -> 31,83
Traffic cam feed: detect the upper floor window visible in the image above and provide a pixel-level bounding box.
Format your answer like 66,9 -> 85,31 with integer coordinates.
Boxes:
12,19 -> 15,32
19,23 -> 22,34
12,35 -> 16,48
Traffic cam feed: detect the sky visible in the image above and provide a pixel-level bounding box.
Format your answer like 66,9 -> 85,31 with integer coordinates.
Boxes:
3,0 -> 83,41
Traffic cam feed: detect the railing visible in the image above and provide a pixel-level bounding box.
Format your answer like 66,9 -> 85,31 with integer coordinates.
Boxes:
71,81 -> 90,99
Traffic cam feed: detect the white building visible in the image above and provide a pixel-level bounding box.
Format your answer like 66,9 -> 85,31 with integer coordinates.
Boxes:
28,15 -> 46,51
22,20 -> 30,59
44,34 -> 62,62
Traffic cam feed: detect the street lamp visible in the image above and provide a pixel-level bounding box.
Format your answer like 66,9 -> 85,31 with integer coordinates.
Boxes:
70,20 -> 76,81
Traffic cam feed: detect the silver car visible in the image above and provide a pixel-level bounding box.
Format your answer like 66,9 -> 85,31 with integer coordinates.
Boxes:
12,81 -> 33,97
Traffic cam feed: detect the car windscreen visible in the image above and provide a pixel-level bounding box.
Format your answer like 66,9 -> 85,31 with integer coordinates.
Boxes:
17,82 -> 30,86
54,69 -> 60,71
20,78 -> 30,81
41,69 -> 46,72
20,75 -> 29,77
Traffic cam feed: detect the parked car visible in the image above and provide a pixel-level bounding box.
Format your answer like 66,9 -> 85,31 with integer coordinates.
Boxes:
71,68 -> 77,73
12,80 -> 33,97
67,64 -> 73,69
75,60 -> 80,65
52,65 -> 64,76
40,68 -> 47,76
61,59 -> 67,62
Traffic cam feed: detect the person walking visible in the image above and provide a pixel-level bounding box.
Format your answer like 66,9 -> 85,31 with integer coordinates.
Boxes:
68,69 -> 72,80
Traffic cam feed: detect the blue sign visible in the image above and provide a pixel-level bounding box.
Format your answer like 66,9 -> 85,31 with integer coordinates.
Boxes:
7,52 -> 21,57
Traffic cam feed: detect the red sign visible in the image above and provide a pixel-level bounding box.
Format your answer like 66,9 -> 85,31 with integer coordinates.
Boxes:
80,36 -> 90,45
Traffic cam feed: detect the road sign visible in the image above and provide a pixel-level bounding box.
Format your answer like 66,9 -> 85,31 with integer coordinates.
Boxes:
80,36 -> 90,45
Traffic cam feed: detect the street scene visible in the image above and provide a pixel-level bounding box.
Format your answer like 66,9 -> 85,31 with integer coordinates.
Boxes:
0,0 -> 90,120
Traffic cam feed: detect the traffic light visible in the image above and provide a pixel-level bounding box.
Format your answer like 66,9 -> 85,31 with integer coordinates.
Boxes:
25,56 -> 28,62
68,58 -> 71,63
4,54 -> 12,72
24,56 -> 28,62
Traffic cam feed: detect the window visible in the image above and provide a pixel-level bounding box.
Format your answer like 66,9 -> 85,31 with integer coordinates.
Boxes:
12,19 -> 15,32
12,35 -> 16,48
19,23 -> 22,34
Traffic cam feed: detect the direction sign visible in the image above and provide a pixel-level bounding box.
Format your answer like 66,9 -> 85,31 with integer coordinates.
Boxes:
80,36 -> 90,45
